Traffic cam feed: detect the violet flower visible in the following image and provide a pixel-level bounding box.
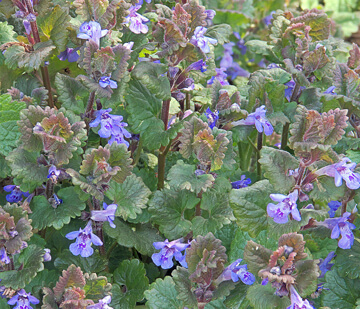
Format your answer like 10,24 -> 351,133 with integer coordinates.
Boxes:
220,42 -> 249,79
125,5 -> 149,34
78,21 -> 108,47
205,107 -> 219,129
87,295 -> 113,309
318,251 -> 335,278
207,68 -> 229,86
263,11 -> 276,26
320,212 -> 356,249
232,105 -> 274,136
65,221 -> 103,257
287,286 -> 313,309
315,157 -> 360,190
267,190 -> 300,224
221,259 -> 255,285
328,201 -> 341,218
186,59 -> 207,73
8,289 -> 39,309
99,76 -> 118,89
324,86 -> 337,95
0,247 -> 10,264
43,248 -> 51,262
152,238 -> 189,269
58,47 -> 79,62
231,175 -> 251,189
190,26 -> 217,53
3,185 -> 29,203
23,20 -> 31,35
47,165 -> 61,183
91,202 -> 117,228
233,32 -> 247,55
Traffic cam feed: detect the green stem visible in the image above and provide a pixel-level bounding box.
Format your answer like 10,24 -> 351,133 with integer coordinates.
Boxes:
185,93 -> 191,111
257,132 -> 263,179
106,241 -> 118,259
133,136 -> 143,167
157,142 -> 172,190
281,122 -> 290,150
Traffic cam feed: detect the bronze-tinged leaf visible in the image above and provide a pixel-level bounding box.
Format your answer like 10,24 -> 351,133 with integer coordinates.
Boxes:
269,247 -> 285,268
80,146 -> 111,176
156,19 -> 187,57
173,3 -> 191,36
182,0 -> 207,36
278,233 -> 307,261
53,265 -> 86,300
348,43 -> 360,69
281,252 -> 297,275
243,240 -> 273,275
93,46 -> 116,75
303,46 -> 330,73
78,40 -> 99,75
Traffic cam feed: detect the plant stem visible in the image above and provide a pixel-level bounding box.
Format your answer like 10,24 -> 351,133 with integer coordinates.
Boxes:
161,99 -> 171,130
133,136 -> 143,166
157,142 -> 172,190
92,197 -> 106,257
45,179 -> 54,199
106,240 -> 118,259
185,93 -> 191,111
257,132 -> 263,179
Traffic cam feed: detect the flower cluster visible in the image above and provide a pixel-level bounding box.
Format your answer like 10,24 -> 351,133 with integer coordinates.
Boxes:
3,185 -> 29,203
267,190 -> 300,224
152,238 -> 189,269
205,107 -> 219,129
125,5 -> 149,34
221,259 -> 256,285
78,21 -> 108,47
90,108 -> 131,147
190,26 -> 217,53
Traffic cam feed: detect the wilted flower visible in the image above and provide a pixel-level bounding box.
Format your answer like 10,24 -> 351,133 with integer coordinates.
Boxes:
0,247 -> 10,264
99,76 -> 118,89
267,190 -> 300,224
3,185 -> 30,203
58,47 -> 79,62
65,221 -> 103,257
78,21 -> 108,47
91,202 -> 117,228
315,157 -> 360,190
318,251 -> 335,278
205,107 -> 219,129
232,105 -> 274,136
320,212 -> 356,249
190,26 -> 217,53
8,289 -> 39,309
123,41 -> 134,50
328,201 -> 341,218
231,175 -> 251,189
287,285 -> 313,309
87,295 -> 113,309
126,5 -> 149,34
152,238 -> 189,269
221,259 -> 256,285
43,248 -> 51,262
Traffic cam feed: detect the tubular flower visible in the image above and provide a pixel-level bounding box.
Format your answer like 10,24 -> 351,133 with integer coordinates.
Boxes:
125,5 -> 149,34
77,21 -> 108,47
267,190 -> 300,224
8,290 -> 39,309
91,202 -> 118,228
221,259 -> 256,285
287,286 -> 314,309
190,26 -> 217,53
152,238 -> 189,269
3,185 -> 29,203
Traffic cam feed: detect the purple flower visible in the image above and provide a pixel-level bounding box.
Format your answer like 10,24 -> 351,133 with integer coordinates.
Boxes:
315,157 -> 360,190
263,11 -> 276,26
47,165 -> 61,182
23,20 -> 31,35
321,212 -> 356,249
285,80 -> 295,102
205,107 -> 219,129
220,42 -> 249,79
232,105 -> 274,136
3,185 -> 30,203
138,0 -> 151,5
99,76 -> 118,89
267,190 -> 300,224
207,68 -> 229,86
287,286 -> 313,309
126,5 -> 149,34
318,251 -> 335,278
233,32 -> 247,55
205,9 -> 216,20
58,47 -> 79,62
123,41 -> 134,50
328,201 -> 341,218
65,221 -> 103,257
8,289 -> 39,309
0,247 -> 10,264
152,238 -> 189,269
267,63 -> 280,69
190,26 -> 217,53
43,248 -> 51,262
78,21 -> 108,47
91,202 -> 117,228
324,86 -> 337,95
222,259 -> 255,285
87,295 -> 113,309
195,169 -> 206,176
186,59 -> 207,73
231,175 -> 251,189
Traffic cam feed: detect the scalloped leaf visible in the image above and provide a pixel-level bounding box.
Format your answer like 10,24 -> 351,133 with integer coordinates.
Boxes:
149,189 -> 199,239
259,146 -> 299,194
246,284 -> 290,309
105,175 -> 151,220
167,160 -> 215,194
0,120 -> 21,156
295,259 -> 319,297
206,24 -> 231,45
335,239 -> 360,280
183,0 -> 207,35
29,187 -> 86,230
112,259 -> 149,307
243,240 -> 273,275
0,21 -> 17,45
73,0 -> 108,21
0,245 -> 44,289
303,46 -> 330,73
172,267 -> 198,308
103,218 -> 164,255
84,272 -> 112,302
144,277 -> 184,309
348,43 -> 360,69
53,264 -> 86,300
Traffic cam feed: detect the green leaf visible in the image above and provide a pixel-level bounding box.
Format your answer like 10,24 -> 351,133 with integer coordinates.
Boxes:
322,267 -> 360,309
224,283 -> 250,309
335,239 -> 360,280
0,155 -> 11,178
310,175 -> 347,202
0,245 -> 44,289
144,277 -> 184,309
295,259 -> 319,297
230,180 -> 273,238
172,267 -> 198,308
131,61 -> 171,100
104,219 -> 164,256
149,189 -> 199,239
0,120 -> 21,156
206,24 -> 232,45
30,187 -> 86,230
192,177 -> 234,236
0,21 -> 16,44
105,175 -> 151,220
243,240 -> 273,276
84,273 -> 112,303
37,5 -> 70,51
259,146 -> 299,194
0,94 -> 26,113
112,259 -> 149,308
246,284 -> 291,309
167,160 -> 215,194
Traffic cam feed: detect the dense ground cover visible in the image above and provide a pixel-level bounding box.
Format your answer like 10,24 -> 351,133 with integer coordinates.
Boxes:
1,0 -> 360,308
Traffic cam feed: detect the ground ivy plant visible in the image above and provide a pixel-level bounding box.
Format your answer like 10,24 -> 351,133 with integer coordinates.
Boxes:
1,0 -> 360,308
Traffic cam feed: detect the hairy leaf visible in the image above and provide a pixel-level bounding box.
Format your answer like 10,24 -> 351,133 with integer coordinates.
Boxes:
0,120 -> 21,156
83,272 -> 112,303
246,284 -> 291,309
335,239 -> 360,280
